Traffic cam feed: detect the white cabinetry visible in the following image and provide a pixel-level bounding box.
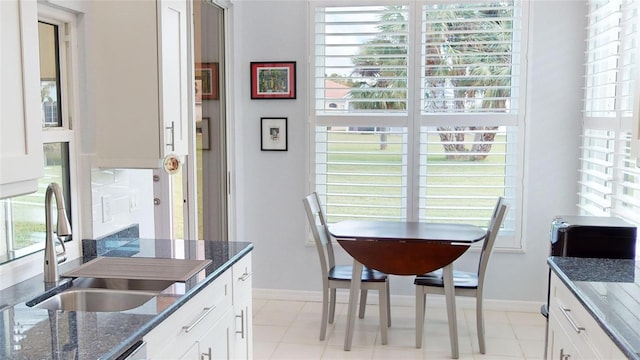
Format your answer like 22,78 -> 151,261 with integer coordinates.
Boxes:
144,252 -> 253,359
180,308 -> 233,360
85,0 -> 189,169
232,254 -> 253,359
145,269 -> 231,359
0,0 -> 44,199
546,272 -> 626,359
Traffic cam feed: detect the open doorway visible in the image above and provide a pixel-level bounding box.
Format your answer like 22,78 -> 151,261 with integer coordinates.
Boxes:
164,0 -> 228,242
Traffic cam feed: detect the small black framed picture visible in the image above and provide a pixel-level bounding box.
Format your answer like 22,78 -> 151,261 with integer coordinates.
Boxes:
261,117 -> 288,151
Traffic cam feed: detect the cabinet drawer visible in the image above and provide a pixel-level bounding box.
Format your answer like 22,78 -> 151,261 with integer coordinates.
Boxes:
550,275 -> 611,359
548,312 -> 582,360
145,270 -> 232,358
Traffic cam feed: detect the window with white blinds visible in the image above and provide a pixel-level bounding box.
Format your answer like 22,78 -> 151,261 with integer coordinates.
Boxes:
579,0 -> 640,229
311,1 -> 526,248
420,2 -> 521,115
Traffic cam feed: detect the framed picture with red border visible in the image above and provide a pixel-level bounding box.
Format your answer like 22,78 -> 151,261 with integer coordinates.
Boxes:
250,61 -> 296,99
195,63 -> 218,100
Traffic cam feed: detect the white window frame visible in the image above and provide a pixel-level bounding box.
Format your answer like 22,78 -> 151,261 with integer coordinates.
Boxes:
308,1 -> 528,250
39,5 -> 80,251
0,5 -> 80,266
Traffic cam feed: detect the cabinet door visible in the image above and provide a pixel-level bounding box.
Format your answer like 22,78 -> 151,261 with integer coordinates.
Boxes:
547,273 -> 619,360
0,0 -> 43,198
159,0 -> 189,156
232,254 -> 253,359
197,308 -> 232,360
88,0 -> 189,169
547,313 -> 582,360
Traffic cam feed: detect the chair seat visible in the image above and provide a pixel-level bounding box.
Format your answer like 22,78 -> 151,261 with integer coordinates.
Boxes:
329,265 -> 388,282
414,269 -> 478,288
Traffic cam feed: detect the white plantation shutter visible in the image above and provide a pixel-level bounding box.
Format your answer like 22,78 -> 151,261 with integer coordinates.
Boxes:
579,0 -> 640,231
313,4 -> 411,221
614,135 -> 640,220
578,129 -> 615,214
314,5 -> 410,116
417,2 -> 522,246
311,1 -> 526,249
420,2 -> 521,115
313,127 -> 409,222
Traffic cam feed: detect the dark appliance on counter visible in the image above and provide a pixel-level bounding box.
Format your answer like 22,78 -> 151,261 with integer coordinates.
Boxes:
549,215 -> 637,259
542,215 -> 637,359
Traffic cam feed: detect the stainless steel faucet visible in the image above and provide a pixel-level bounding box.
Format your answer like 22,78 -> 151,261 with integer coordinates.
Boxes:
44,182 -> 71,283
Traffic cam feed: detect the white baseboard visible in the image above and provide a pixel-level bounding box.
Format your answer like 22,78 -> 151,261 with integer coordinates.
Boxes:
253,288 -> 543,313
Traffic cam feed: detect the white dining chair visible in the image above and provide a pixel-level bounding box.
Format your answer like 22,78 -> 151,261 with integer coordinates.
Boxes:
414,197 -> 508,353
303,192 -> 391,341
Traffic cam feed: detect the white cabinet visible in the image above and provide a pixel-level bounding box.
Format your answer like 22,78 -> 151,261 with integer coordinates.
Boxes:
85,0 -> 189,169
145,269 -> 232,359
232,254 -> 253,359
0,0 -> 44,199
546,272 -> 627,359
144,252 -> 253,359
180,308 -> 233,360
547,309 -> 589,360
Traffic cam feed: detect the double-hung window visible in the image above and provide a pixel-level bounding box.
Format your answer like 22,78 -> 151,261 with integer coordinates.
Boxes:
311,1 -> 527,248
0,7 -> 76,263
579,0 -> 640,228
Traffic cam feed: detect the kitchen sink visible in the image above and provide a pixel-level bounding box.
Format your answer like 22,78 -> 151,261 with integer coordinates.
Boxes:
33,288 -> 158,312
71,277 -> 175,292
27,277 -> 175,312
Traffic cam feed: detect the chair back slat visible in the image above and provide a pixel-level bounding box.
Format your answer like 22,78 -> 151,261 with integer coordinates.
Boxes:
478,196 -> 505,259
477,197 -> 508,285
303,192 -> 336,277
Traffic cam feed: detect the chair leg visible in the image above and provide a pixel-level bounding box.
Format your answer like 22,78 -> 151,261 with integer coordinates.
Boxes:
415,287 -> 425,349
358,289 -> 368,319
477,295 -> 486,354
320,287 -> 329,341
443,265 -> 459,359
378,286 -> 389,345
386,280 -> 391,326
328,288 -> 337,324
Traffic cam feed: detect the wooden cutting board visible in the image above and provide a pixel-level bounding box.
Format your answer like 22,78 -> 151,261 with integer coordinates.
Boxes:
62,257 -> 212,281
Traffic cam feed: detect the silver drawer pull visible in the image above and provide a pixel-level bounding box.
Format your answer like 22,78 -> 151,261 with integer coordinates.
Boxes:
238,271 -> 252,282
560,307 -> 585,333
236,309 -> 245,338
183,306 -> 216,333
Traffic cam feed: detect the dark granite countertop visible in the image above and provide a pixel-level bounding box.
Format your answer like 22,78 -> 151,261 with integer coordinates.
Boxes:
548,256 -> 640,360
0,238 -> 253,360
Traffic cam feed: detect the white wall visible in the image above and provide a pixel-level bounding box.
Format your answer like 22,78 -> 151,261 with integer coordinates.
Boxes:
232,0 -> 585,302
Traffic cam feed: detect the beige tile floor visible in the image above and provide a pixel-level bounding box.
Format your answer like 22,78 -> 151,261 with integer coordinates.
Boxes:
252,298 -> 546,360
